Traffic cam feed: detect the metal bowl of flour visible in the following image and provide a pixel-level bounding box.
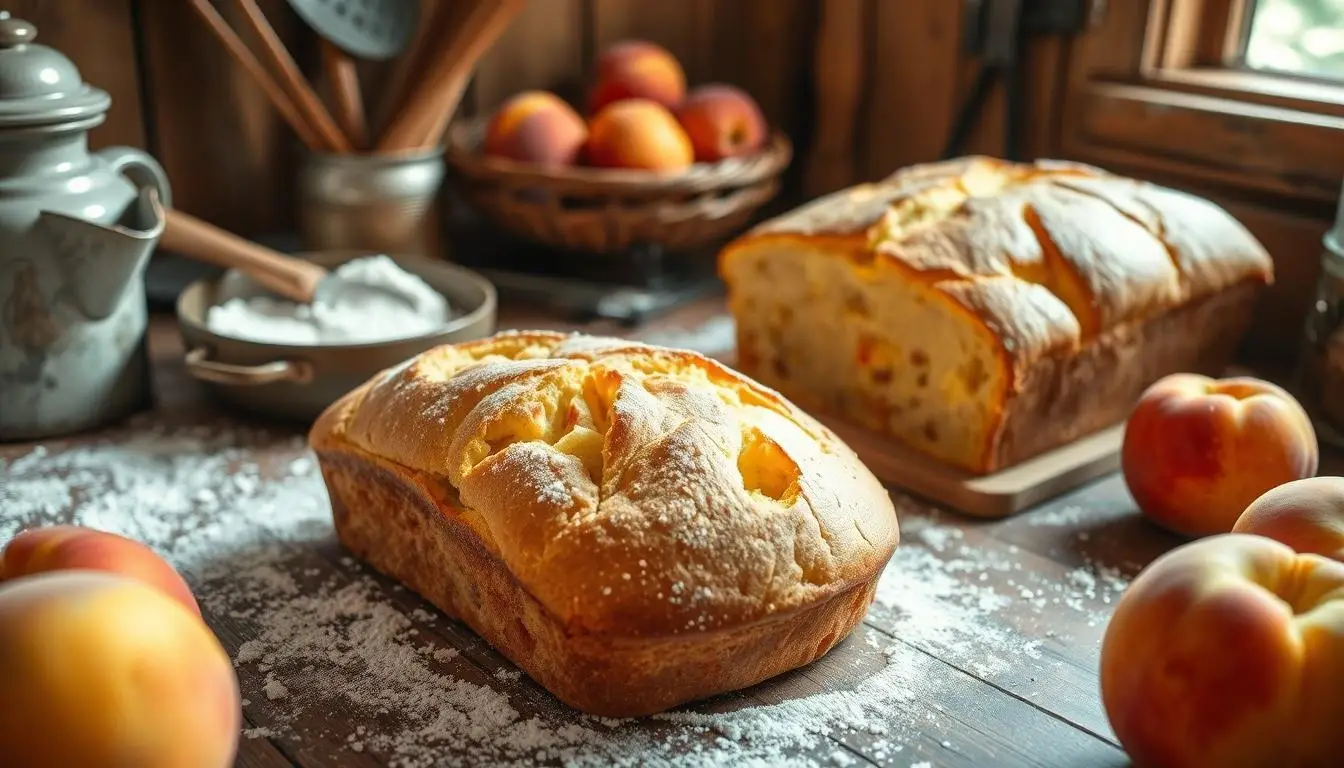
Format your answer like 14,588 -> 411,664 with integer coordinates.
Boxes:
176,250 -> 496,423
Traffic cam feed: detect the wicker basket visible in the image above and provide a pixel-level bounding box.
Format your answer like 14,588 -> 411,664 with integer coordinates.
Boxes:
445,116 -> 793,254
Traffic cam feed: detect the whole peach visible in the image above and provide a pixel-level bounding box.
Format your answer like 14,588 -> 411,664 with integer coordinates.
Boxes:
1121,373 -> 1318,538
482,90 -> 588,168
1234,476 -> 1344,561
0,571 -> 241,768
1,525 -> 199,615
586,99 -> 693,172
1100,534 -> 1344,767
588,40 -> 686,113
677,84 -> 767,162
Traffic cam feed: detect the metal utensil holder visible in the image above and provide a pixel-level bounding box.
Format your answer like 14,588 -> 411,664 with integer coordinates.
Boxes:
296,147 -> 446,259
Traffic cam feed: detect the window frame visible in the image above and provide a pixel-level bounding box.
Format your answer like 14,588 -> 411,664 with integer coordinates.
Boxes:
1054,0 -> 1344,212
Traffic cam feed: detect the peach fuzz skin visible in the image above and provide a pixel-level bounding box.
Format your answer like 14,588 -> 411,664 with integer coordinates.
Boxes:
588,40 -> 686,114
482,91 -> 588,168
677,84 -> 767,162
0,571 -> 241,768
586,99 -> 693,172
1,524 -> 199,615
1100,534 -> 1344,767
1234,476 -> 1344,562
1121,373 -> 1318,538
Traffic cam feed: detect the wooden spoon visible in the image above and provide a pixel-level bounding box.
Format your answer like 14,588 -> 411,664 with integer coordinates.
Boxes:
160,209 -> 413,310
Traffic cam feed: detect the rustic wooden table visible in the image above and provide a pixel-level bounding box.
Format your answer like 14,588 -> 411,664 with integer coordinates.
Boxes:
3,301 -> 1336,768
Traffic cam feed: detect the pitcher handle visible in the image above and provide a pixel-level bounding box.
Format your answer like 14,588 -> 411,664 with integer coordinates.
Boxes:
96,146 -> 173,209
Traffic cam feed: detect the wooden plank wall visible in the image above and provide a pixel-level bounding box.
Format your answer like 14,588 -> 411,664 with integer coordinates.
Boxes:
16,0 -> 1033,235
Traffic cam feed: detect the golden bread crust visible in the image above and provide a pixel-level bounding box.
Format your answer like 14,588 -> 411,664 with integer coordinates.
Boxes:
717,157 -> 1273,474
309,332 -> 899,714
737,156 -> 1271,350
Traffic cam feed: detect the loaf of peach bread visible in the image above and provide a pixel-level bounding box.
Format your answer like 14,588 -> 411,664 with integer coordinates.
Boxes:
309,331 -> 899,717
718,156 -> 1274,474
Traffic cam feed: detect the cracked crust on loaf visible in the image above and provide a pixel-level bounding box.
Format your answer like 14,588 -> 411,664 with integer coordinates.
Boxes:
308,331 -> 900,717
719,156 -> 1274,474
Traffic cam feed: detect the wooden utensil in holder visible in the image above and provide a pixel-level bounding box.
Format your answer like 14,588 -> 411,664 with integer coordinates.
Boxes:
322,40 -> 368,150
186,0 -> 524,157
378,0 -> 526,153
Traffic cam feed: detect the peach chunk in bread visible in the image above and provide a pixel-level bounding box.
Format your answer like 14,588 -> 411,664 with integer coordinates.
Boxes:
309,331 -> 899,717
1100,534 -> 1344,768
718,156 -> 1273,475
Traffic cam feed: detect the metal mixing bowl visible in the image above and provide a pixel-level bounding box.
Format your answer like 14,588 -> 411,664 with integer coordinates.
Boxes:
176,250 -> 496,422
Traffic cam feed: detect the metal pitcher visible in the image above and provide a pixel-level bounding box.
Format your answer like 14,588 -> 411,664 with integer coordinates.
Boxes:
0,12 -> 171,441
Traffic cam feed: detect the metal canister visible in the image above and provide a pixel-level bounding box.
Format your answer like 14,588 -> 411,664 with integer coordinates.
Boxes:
295,148 -> 446,259
1302,179 -> 1344,447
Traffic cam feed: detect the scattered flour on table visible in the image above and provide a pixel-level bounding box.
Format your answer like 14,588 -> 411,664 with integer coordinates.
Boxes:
1025,505 -> 1089,528
0,416 -> 1132,767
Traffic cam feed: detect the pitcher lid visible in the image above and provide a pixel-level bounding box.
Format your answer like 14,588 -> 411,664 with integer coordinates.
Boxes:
0,12 -> 110,128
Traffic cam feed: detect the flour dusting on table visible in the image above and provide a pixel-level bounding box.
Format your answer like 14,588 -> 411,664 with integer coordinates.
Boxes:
1,418 -> 1130,767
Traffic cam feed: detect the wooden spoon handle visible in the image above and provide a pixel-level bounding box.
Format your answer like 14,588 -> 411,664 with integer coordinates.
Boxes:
185,0 -> 325,152
160,209 -> 327,303
230,0 -> 353,153
414,0 -> 523,150
372,0 -> 452,138
323,41 -> 368,150
377,0 -> 524,153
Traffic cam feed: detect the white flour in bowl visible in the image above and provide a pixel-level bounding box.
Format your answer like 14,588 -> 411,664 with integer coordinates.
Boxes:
206,255 -> 451,345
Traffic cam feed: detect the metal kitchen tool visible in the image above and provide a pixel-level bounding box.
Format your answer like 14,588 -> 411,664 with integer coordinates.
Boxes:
285,0 -> 420,60
0,12 -> 172,442
159,207 -> 420,312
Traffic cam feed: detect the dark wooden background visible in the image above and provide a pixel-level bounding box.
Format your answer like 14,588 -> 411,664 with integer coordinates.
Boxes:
16,0 -> 1335,360
10,0 -> 1060,229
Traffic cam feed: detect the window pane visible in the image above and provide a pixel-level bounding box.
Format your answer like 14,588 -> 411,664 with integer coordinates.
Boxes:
1244,0 -> 1344,81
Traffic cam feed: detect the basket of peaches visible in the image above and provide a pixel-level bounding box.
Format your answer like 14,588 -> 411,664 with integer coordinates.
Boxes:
446,40 -> 792,254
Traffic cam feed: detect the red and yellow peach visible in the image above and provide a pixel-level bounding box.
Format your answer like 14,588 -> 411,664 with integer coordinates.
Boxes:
1121,373 -> 1318,538
1,525 -> 199,615
0,571 -> 241,768
586,98 -> 694,172
482,90 -> 589,168
1234,476 -> 1344,562
1100,533 -> 1344,767
588,40 -> 686,114
677,84 -> 767,162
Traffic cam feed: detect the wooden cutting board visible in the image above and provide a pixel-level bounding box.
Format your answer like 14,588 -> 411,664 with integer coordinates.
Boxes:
804,414 -> 1125,519
710,350 -> 1125,518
